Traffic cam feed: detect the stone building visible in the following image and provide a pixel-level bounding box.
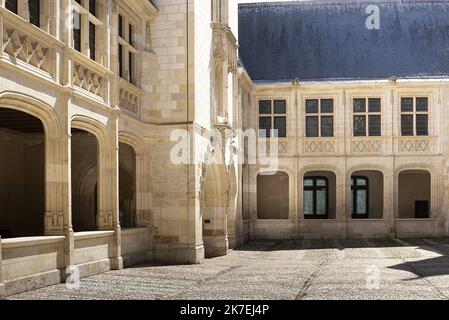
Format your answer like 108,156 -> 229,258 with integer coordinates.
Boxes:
0,0 -> 448,298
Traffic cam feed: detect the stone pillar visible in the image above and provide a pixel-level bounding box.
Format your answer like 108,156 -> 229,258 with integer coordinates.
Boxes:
62,105 -> 74,281
110,0 -> 119,108
0,236 -> 5,297
109,115 -> 123,270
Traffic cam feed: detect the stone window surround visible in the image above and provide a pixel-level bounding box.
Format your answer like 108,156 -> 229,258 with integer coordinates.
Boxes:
71,0 -> 105,65
304,97 -> 335,138
256,95 -> 290,139
257,98 -> 287,138
399,95 -> 431,137
117,3 -> 139,86
2,0 -> 53,34
351,96 -> 383,137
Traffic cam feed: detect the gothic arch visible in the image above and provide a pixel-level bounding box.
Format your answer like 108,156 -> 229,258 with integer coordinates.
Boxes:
0,91 -> 64,235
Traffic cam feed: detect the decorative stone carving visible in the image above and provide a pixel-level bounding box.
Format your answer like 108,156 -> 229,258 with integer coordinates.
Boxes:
119,88 -> 139,113
72,63 -> 104,98
353,139 -> 383,153
305,140 -> 336,153
3,26 -> 50,73
400,139 -> 431,152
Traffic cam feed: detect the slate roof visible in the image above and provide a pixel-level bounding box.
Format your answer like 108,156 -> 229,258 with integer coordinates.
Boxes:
238,0 -> 449,81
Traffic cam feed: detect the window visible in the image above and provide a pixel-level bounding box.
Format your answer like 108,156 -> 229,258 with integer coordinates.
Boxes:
353,98 -> 381,136
129,24 -> 134,47
401,97 -> 429,136
73,10 -> 81,52
118,44 -> 124,78
89,0 -> 96,17
5,0 -> 18,14
304,177 -> 328,219
351,177 -> 369,219
119,15 -> 124,38
305,99 -> 334,137
258,100 -> 287,138
117,12 -> 137,85
89,22 -> 96,60
129,53 -> 134,84
72,0 -> 101,62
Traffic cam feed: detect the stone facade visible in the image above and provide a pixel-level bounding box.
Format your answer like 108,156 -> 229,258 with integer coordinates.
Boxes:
0,0 -> 448,299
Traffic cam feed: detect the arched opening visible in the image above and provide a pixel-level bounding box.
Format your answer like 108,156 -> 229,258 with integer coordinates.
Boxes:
71,128 -> 99,231
119,142 -> 136,229
303,171 -> 336,219
398,170 -> 431,219
257,171 -> 289,219
201,161 -> 228,258
351,170 -> 384,219
0,108 -> 45,238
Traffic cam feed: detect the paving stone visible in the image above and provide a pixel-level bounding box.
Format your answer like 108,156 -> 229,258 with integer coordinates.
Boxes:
8,238 -> 449,300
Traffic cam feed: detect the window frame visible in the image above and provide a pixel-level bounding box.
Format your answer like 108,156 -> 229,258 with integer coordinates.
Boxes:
71,0 -> 103,62
352,97 -> 382,137
303,176 -> 329,219
351,176 -> 369,219
258,99 -> 288,138
117,7 -> 139,86
400,96 -> 430,137
305,98 -> 335,138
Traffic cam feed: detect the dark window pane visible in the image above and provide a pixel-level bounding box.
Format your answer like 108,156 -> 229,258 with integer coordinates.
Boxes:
119,15 -> 124,38
401,115 -> 414,136
368,115 -> 381,136
259,100 -> 271,114
274,100 -> 286,114
353,99 -> 366,113
321,99 -> 334,113
89,22 -> 96,60
353,115 -> 366,136
306,99 -> 319,114
129,24 -> 133,46
401,98 -> 414,112
416,114 -> 429,136
321,116 -> 334,137
259,117 -> 271,138
306,116 -> 319,137
6,0 -> 18,14
129,53 -> 134,84
368,98 -> 381,113
118,44 -> 124,77
29,0 -> 40,27
274,117 -> 286,138
73,11 -> 81,52
89,0 -> 96,16
416,97 -> 428,112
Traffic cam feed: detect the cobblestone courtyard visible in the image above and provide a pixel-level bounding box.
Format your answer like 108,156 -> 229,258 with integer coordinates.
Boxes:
8,238 -> 449,300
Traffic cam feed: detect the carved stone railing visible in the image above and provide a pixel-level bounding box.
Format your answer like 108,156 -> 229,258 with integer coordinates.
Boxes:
1,10 -> 60,80
396,137 -> 432,154
351,137 -> 384,154
118,79 -> 143,114
304,138 -> 336,154
71,52 -> 109,102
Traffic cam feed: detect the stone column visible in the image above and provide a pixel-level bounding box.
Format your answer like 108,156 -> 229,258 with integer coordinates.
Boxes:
110,0 -> 119,108
0,236 -> 5,297
62,99 -> 74,281
109,115 -> 123,270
